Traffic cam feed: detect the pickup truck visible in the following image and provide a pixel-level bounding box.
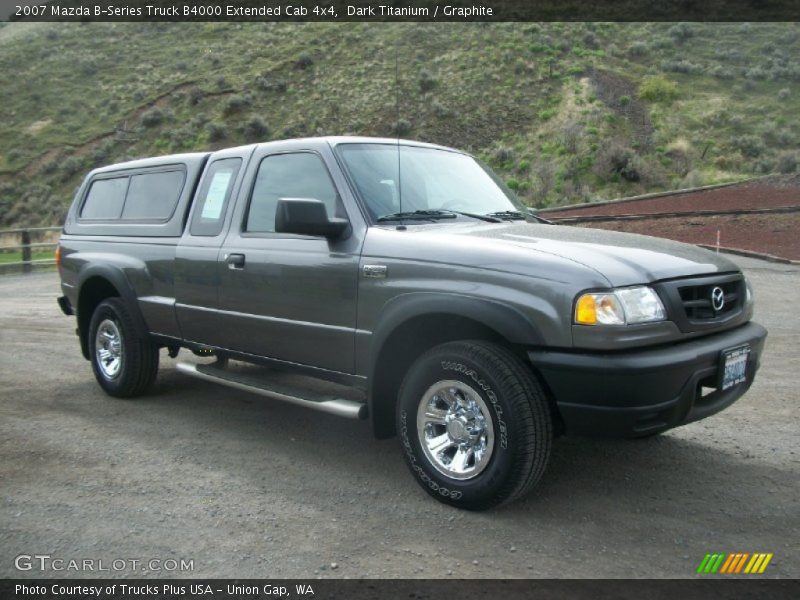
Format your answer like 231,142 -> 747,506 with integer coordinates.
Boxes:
57,136 -> 767,510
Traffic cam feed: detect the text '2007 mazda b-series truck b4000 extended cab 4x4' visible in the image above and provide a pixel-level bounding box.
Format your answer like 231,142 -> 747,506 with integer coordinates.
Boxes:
56,137 -> 767,510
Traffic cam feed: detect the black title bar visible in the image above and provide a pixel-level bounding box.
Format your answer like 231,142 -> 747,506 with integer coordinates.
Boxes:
2,579 -> 800,600
6,0 -> 800,22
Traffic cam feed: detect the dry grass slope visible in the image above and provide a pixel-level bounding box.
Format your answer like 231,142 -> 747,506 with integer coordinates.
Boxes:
0,21 -> 798,226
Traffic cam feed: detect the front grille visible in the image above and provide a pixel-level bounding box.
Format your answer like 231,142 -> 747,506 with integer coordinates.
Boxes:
678,278 -> 742,320
653,273 -> 746,334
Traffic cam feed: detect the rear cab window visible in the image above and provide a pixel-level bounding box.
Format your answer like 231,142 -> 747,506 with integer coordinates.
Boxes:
122,171 -> 185,220
80,177 -> 129,219
79,167 -> 185,222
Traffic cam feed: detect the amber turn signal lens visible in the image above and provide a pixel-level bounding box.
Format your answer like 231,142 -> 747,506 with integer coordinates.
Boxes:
575,294 -> 597,325
54,244 -> 61,269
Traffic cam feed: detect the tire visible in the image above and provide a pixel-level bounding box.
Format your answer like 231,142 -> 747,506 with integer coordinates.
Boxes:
88,298 -> 159,398
396,340 -> 553,510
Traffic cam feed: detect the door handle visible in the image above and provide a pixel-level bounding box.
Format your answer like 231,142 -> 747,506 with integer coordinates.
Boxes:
226,253 -> 246,270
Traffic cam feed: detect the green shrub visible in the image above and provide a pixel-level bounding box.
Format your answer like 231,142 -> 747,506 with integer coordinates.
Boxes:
141,107 -> 164,128
538,108 -> 557,121
295,52 -> 314,70
224,94 -> 251,115
418,69 -> 437,93
752,158 -> 774,174
60,156 -> 83,181
651,37 -> 673,49
638,75 -> 679,103
745,67 -> 768,80
431,100 -> 453,118
187,88 -> 204,106
206,122 -> 227,142
661,60 -> 704,75
732,134 -> 766,158
668,23 -> 694,41
715,48 -> 741,62
256,76 -> 287,93
392,119 -> 412,136
775,129 -> 795,146
91,140 -> 115,164
494,146 -> 514,163
710,65 -> 735,80
242,117 -> 270,141
79,60 -> 98,76
592,143 -> 660,184
776,151 -> 798,173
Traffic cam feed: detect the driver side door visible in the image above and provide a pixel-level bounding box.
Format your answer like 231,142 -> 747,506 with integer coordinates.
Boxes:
216,143 -> 361,374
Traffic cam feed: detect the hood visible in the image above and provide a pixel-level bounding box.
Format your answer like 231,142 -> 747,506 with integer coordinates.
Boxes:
369,221 -> 740,287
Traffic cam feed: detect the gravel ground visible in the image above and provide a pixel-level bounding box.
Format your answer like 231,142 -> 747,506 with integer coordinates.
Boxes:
0,257 -> 798,579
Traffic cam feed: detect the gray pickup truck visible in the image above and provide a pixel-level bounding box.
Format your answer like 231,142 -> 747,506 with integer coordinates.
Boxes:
57,136 -> 767,509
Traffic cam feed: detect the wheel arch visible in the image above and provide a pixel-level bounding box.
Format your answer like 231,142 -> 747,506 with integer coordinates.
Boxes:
76,266 -> 148,360
367,294 -> 545,439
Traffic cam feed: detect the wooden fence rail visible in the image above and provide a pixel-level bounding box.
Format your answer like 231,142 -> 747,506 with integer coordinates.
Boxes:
0,226 -> 61,273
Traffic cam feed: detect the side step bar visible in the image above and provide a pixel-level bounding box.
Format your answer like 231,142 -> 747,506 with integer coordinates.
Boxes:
176,362 -> 367,420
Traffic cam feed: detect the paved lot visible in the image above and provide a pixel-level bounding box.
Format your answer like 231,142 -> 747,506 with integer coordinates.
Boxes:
1,256 -> 798,578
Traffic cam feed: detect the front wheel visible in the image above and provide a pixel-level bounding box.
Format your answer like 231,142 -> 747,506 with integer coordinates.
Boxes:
88,298 -> 159,398
397,340 -> 553,510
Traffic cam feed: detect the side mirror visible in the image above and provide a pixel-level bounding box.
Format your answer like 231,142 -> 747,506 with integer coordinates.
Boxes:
275,198 -> 349,238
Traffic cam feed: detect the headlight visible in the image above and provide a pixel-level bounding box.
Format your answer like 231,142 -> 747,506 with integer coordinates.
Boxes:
575,286 -> 666,325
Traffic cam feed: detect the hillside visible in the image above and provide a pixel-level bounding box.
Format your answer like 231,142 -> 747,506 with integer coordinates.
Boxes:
0,21 -> 799,227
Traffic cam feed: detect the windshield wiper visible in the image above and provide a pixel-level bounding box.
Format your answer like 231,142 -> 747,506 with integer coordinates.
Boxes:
484,210 -> 528,221
378,209 -> 504,223
444,210 -> 502,223
376,210 -> 458,222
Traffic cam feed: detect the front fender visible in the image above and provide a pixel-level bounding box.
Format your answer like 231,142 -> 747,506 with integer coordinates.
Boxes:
369,292 -> 545,363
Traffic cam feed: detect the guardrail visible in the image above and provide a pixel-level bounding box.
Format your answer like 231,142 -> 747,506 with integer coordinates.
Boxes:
0,226 -> 61,274
547,205 -> 800,224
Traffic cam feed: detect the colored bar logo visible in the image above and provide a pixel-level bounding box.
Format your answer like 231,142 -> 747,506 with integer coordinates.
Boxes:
697,552 -> 773,574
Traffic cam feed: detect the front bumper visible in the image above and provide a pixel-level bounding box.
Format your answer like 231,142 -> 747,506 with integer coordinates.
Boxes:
528,321 -> 767,438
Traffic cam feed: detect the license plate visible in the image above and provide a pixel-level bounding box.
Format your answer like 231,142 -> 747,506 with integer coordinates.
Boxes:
720,345 -> 750,390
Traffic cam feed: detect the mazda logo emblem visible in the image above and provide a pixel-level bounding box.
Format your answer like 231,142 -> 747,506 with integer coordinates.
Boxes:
711,287 -> 725,311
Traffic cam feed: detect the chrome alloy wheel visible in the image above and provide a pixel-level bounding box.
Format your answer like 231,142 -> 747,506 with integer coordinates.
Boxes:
416,379 -> 495,480
95,318 -> 123,380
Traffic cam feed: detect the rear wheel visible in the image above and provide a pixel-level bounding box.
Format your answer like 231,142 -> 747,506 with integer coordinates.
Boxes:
88,298 -> 159,398
397,340 -> 553,510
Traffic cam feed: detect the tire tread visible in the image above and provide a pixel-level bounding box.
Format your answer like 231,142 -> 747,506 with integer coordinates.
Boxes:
89,298 -> 158,398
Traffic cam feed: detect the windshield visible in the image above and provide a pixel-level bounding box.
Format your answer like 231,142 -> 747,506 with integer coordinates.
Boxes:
337,143 -> 524,222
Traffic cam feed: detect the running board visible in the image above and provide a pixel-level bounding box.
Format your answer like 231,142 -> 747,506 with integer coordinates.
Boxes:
176,362 -> 367,420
